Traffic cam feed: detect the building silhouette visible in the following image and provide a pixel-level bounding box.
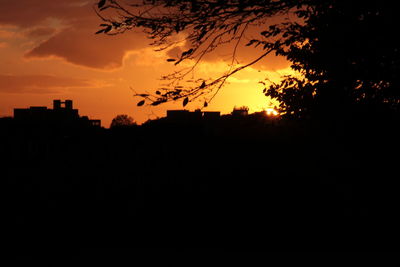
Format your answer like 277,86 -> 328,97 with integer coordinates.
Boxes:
13,99 -> 101,128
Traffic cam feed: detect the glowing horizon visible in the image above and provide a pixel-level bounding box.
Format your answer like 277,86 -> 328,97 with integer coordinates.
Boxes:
0,0 -> 294,127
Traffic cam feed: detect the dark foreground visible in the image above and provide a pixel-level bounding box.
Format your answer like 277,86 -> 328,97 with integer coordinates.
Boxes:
0,113 -> 399,256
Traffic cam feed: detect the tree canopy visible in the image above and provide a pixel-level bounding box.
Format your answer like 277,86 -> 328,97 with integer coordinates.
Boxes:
95,0 -> 399,118
110,114 -> 136,128
267,1 -> 400,118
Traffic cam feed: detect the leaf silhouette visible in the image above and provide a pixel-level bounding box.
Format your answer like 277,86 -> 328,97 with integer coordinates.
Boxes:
204,101 -> 208,107
98,0 -> 106,9
199,81 -> 206,88
181,48 -> 194,57
104,25 -> 112,33
137,100 -> 145,106
166,58 -> 176,62
183,97 -> 189,107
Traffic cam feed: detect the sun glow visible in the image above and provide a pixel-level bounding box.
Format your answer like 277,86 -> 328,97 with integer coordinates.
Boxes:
265,108 -> 279,116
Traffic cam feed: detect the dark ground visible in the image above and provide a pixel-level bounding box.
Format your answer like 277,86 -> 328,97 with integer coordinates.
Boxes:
0,112 -> 399,257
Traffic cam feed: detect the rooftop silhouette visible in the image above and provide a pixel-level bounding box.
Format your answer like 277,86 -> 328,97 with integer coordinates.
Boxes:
13,99 -> 101,128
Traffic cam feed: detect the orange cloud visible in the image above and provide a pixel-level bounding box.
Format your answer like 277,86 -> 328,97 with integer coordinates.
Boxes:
25,27 -> 56,38
24,26 -> 150,70
163,18 -> 291,72
0,29 -> 18,39
0,74 -> 97,94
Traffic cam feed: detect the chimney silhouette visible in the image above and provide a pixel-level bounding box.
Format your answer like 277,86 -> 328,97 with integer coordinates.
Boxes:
65,100 -> 73,110
53,99 -> 73,110
53,100 -> 61,110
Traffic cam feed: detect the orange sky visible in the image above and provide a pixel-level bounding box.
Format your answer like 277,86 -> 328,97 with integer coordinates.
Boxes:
0,0 -> 294,127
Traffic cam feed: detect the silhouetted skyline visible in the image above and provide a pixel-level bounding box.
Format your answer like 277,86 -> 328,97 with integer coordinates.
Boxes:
13,99 -> 101,127
4,99 -> 283,129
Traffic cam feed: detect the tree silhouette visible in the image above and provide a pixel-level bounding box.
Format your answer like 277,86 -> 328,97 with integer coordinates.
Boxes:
265,1 -> 400,118
110,114 -> 136,128
95,0 -> 399,117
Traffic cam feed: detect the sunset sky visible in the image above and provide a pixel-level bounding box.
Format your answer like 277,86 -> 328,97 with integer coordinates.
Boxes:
0,0 -> 294,127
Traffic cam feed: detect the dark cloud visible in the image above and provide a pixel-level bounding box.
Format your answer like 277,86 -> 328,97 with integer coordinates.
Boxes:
0,0 -> 89,28
25,25 -> 149,69
0,74 -> 95,94
0,0 -> 150,70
